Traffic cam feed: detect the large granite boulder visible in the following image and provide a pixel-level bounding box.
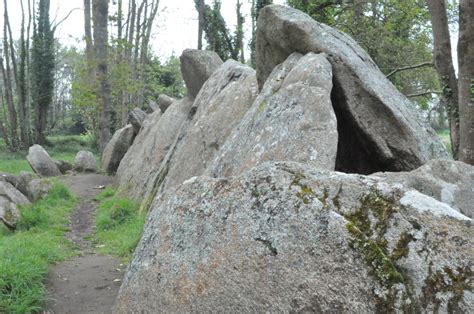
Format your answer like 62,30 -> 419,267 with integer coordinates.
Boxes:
26,145 -> 61,177
180,49 -> 223,98
74,151 -> 97,173
115,98 -> 192,201
114,162 -> 472,313
154,60 -> 258,195
0,181 -> 30,228
147,100 -> 160,113
157,94 -> 176,113
371,159 -> 474,218
256,5 -> 449,174
128,108 -> 147,135
102,124 -> 135,175
207,52 -> 338,178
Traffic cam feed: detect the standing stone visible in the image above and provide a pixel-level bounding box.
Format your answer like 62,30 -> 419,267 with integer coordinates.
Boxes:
256,5 -> 449,173
26,145 -> 61,177
116,49 -> 225,202
74,151 -> 97,173
128,108 -> 147,135
157,94 -> 176,113
180,49 -> 223,98
114,162 -> 472,313
102,125 -> 135,175
371,159 -> 474,218
207,52 -> 338,178
155,60 -> 258,193
0,181 -> 30,227
115,99 -> 192,201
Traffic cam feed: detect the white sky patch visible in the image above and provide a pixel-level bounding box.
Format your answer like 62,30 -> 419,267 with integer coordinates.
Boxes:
1,0 -> 284,61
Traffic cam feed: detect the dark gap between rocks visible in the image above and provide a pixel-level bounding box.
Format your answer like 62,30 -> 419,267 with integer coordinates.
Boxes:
331,77 -> 392,175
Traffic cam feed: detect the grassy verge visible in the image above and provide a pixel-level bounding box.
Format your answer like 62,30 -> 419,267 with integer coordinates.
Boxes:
0,183 -> 77,313
93,188 -> 145,262
436,129 -> 452,154
0,135 -> 98,175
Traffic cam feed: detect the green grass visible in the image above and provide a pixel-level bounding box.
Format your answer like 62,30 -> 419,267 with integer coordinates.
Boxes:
0,135 -> 98,175
0,183 -> 77,313
436,129 -> 452,154
93,188 -> 145,262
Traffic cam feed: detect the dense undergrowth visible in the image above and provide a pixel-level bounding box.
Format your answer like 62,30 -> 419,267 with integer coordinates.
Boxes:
0,135 -> 97,175
0,183 -> 77,313
93,188 -> 145,262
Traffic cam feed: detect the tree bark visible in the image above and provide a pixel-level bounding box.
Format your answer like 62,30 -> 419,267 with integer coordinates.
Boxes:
458,0 -> 474,164
426,0 -> 460,158
195,0 -> 206,50
236,0 -> 245,63
2,1 -> 19,149
92,0 -> 112,153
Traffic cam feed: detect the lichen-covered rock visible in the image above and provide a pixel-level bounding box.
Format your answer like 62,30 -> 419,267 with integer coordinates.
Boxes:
207,52 -> 338,178
371,159 -> 474,218
128,108 -> 147,135
256,5 -> 450,174
155,60 -> 258,194
180,49 -> 223,98
102,124 -> 135,175
25,178 -> 54,202
157,94 -> 176,113
74,151 -> 97,173
115,162 -> 472,313
54,160 -> 73,174
115,98 -> 192,201
26,145 -> 61,177
0,181 -> 30,227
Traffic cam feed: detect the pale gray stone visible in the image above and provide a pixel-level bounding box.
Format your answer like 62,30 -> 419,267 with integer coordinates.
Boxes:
0,180 -> 30,226
102,124 -> 135,175
74,151 -> 97,173
115,98 -> 192,201
156,60 -> 258,194
207,52 -> 338,178
128,108 -> 147,135
371,159 -> 474,218
26,145 -> 61,177
256,5 -> 450,173
180,49 -> 223,98
114,162 -> 472,313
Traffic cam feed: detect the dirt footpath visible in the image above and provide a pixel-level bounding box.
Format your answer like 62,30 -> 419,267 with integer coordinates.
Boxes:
45,174 -> 124,314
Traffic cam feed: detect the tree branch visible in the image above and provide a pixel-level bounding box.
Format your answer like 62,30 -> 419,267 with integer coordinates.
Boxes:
52,8 -> 81,33
406,90 -> 442,98
386,61 -> 434,78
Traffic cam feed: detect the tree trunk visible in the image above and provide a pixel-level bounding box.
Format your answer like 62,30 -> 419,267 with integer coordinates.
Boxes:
426,0 -> 460,158
236,0 -> 245,63
84,0 -> 94,72
18,0 -> 30,147
92,0 -> 112,153
195,0 -> 206,50
458,0 -> 474,164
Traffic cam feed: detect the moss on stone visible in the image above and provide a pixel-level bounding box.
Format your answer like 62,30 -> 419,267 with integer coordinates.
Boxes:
258,100 -> 267,113
347,222 -> 405,287
392,232 -> 414,261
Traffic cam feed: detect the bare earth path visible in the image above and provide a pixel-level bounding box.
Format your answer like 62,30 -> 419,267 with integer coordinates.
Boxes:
45,174 -> 124,314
